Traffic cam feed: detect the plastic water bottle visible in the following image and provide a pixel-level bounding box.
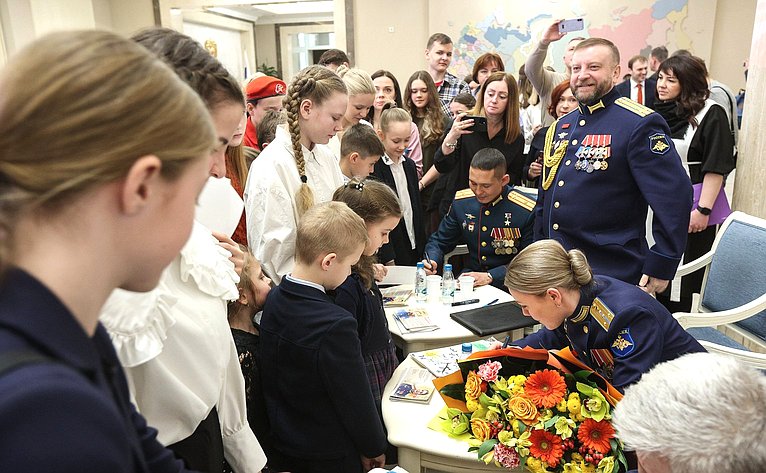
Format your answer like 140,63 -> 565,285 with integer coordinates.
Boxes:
442,264 -> 455,304
415,262 -> 427,302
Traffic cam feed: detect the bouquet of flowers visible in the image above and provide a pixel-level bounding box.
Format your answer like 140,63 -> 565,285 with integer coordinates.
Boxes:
434,347 -> 627,473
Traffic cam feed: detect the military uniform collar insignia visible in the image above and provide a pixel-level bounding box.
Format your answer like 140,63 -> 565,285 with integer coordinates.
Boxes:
490,193 -> 503,207
570,305 -> 590,323
587,101 -> 605,114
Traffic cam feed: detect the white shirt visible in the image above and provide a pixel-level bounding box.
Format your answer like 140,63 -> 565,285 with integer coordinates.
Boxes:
100,221 -> 266,473
244,125 -> 345,283
382,153 -> 416,249
630,78 -> 646,104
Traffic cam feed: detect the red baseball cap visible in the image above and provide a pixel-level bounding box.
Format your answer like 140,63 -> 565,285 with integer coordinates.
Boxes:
246,76 -> 286,101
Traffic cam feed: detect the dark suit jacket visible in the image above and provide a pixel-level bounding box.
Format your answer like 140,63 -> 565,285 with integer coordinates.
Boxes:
372,155 -> 426,265
260,277 -> 387,472
614,77 -> 657,109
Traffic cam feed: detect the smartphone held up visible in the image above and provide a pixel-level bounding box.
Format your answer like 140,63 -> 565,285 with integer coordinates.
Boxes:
558,18 -> 584,34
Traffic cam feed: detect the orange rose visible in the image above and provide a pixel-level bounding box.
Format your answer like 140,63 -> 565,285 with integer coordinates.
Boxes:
465,371 -> 485,400
470,418 -> 492,441
508,396 -> 539,425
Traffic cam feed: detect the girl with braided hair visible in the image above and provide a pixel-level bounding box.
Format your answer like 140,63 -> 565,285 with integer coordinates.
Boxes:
244,65 -> 347,283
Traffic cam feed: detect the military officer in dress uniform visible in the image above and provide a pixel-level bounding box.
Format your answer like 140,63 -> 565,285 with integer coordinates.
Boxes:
505,240 -> 704,392
535,38 -> 692,296
423,148 -> 535,288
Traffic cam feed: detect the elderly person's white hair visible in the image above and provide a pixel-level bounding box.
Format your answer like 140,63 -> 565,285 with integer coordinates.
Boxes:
613,352 -> 766,473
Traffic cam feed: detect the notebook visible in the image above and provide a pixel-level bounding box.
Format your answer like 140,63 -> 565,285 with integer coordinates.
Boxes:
450,301 -> 534,336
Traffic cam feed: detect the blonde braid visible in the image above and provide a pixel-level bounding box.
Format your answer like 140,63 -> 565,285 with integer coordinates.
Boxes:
284,65 -> 347,218
285,74 -> 315,217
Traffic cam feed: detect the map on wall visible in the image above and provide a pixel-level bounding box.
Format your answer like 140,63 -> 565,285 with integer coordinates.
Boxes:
450,0 -> 692,78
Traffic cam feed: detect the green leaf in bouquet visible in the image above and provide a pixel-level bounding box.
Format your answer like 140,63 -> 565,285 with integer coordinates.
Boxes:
477,438 -> 498,459
479,392 -> 496,407
439,383 -> 467,401
543,415 -> 560,429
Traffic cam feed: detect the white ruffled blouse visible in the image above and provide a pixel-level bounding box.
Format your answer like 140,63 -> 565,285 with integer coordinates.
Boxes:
100,221 -> 266,472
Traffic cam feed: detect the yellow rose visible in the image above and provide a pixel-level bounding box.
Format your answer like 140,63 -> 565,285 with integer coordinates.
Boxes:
507,395 -> 539,425
470,418 -> 492,441
466,398 -> 481,412
465,371 -> 484,400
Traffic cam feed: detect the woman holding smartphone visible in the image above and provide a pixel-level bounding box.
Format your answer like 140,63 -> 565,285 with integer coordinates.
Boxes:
432,72 -> 524,217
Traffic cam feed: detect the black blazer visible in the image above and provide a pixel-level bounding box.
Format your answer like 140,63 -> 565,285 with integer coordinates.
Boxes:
260,278 -> 387,471
372,156 -> 426,265
614,76 -> 657,109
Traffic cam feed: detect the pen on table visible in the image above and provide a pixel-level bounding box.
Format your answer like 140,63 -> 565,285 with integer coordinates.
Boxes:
484,298 -> 499,307
452,298 -> 479,306
501,335 -> 511,348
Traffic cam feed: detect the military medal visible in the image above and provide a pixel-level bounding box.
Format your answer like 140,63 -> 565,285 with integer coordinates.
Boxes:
586,162 -> 594,173
601,161 -> 608,170
593,160 -> 602,170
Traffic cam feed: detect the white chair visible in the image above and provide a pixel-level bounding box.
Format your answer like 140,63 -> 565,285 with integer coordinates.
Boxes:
673,211 -> 766,369
443,244 -> 468,266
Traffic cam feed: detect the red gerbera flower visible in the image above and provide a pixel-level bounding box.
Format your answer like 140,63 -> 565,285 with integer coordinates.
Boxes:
578,418 -> 616,454
525,369 -> 567,408
528,429 -> 565,467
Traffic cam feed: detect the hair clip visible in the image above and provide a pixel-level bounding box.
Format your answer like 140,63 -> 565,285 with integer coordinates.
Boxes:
345,181 -> 365,192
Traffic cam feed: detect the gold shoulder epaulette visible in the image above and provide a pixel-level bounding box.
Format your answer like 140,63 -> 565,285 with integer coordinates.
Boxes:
454,188 -> 475,200
615,97 -> 653,117
590,297 -> 615,331
507,190 -> 536,211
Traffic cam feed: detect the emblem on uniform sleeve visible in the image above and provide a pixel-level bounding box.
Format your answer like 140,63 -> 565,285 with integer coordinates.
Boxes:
611,328 -> 635,357
649,133 -> 671,155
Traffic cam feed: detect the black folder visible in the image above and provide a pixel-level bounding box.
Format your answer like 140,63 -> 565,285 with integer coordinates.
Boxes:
450,301 -> 535,336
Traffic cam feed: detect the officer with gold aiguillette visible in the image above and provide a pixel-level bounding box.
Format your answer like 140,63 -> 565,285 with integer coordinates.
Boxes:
423,148 -> 535,288
534,38 -> 692,296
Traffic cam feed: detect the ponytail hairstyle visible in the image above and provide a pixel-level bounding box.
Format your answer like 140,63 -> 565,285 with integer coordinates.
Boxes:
131,27 -> 244,111
379,106 -> 412,134
504,240 -> 593,295
284,65 -> 347,217
0,30 -> 214,268
404,70 -> 445,146
333,178 -> 402,289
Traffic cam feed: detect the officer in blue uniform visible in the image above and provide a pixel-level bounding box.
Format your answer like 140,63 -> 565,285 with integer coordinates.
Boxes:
424,148 -> 535,288
505,240 -> 705,392
535,38 -> 692,296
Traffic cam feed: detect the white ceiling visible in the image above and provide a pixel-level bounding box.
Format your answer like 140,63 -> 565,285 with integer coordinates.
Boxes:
172,0 -> 334,25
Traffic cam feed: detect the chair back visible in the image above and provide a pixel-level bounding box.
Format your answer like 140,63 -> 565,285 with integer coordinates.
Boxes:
700,212 -> 766,342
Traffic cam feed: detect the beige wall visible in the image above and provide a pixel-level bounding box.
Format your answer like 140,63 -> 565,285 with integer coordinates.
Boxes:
352,0 -> 428,88
710,0 -> 756,91
255,24 -> 278,74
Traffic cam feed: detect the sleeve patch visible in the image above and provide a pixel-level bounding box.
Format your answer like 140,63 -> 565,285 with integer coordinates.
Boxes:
454,188 -> 475,200
649,133 -> 671,155
611,328 -> 635,357
508,191 -> 536,211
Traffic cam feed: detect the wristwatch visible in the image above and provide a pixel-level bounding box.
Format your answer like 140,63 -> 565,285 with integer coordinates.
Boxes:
445,141 -> 458,149
697,205 -> 712,216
